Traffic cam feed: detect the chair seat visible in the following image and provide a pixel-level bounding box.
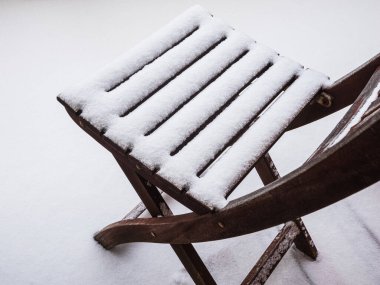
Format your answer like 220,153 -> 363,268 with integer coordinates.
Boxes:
59,6 -> 329,209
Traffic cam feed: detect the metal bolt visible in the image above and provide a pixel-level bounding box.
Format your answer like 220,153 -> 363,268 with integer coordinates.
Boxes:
218,222 -> 224,229
136,164 -> 141,170
150,232 -> 156,237
316,93 -> 333,108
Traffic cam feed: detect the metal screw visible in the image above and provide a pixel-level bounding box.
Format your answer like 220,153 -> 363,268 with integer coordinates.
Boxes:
218,222 -> 224,229
316,93 -> 333,108
150,232 -> 156,237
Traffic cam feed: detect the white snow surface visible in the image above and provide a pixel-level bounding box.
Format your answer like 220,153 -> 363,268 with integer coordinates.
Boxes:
59,5 -> 330,208
1,1 -> 380,284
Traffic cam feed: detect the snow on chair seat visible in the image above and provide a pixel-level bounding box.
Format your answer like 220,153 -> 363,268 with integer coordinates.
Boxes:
58,5 -> 329,209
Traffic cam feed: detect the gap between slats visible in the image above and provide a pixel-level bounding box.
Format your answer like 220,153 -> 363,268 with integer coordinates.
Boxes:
169,61 -> 274,156
144,49 -> 250,136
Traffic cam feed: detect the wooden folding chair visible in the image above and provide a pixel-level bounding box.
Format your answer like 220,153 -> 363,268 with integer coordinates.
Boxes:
57,6 -> 380,284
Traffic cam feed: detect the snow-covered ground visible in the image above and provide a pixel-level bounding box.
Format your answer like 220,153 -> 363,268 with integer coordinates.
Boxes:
0,1 -> 379,284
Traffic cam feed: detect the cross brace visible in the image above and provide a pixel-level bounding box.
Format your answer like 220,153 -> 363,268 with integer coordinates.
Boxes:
95,153 -> 317,285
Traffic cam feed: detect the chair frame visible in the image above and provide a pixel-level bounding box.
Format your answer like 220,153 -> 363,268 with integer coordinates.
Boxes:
58,53 -> 380,284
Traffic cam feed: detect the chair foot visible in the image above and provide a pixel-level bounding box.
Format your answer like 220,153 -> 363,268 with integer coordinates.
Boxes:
94,230 -> 115,250
293,218 -> 318,260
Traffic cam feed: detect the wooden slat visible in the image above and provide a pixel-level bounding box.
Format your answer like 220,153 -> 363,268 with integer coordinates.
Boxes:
311,66 -> 380,156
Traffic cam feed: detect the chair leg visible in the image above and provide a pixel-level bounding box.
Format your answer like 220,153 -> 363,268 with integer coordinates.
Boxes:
113,157 -> 216,285
293,218 -> 318,260
240,153 -> 318,285
241,221 -> 301,285
255,153 -> 318,259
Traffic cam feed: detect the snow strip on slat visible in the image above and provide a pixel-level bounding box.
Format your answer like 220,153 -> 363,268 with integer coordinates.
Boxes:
187,70 -> 328,208
59,5 -> 330,209
105,32 -> 253,149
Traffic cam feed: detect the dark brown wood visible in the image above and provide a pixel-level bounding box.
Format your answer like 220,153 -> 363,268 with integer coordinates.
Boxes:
93,107 -> 380,246
241,222 -> 300,285
255,153 -> 281,185
255,154 -> 318,260
293,218 -> 318,260
311,66 -> 380,157
326,52 -> 380,104
97,158 -> 216,285
58,96 -> 212,215
123,160 -> 214,284
289,52 -> 380,129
